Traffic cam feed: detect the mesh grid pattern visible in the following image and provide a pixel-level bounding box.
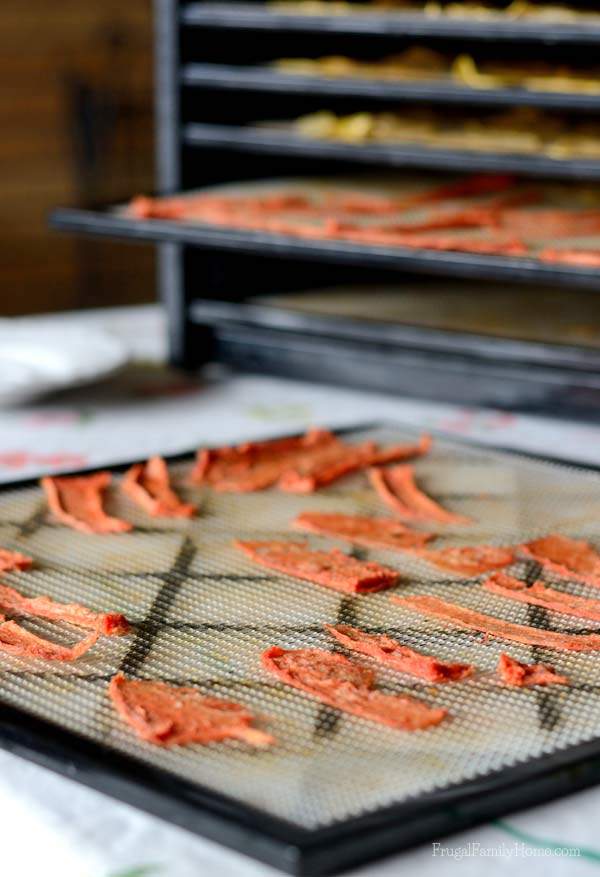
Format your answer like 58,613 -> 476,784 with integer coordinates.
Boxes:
1,425 -> 600,829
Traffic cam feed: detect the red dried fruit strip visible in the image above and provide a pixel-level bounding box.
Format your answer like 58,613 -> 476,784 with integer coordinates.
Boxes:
41,472 -> 132,535
262,646 -> 446,730
0,549 -> 32,572
293,512 -> 434,551
240,192 -> 313,212
410,235 -> 527,257
484,571 -> 600,622
109,674 -> 274,747
279,434 -> 432,494
325,624 -> 473,682
394,174 -> 517,209
328,213 -> 497,237
190,428 -> 337,491
235,540 -> 399,594
0,617 -> 99,661
412,545 -> 515,576
486,190 -> 542,211
122,456 -> 195,518
128,195 -> 188,219
198,432 -> 338,492
326,224 -> 528,256
129,192 -> 313,220
322,191 -> 399,215
539,249 -> 600,267
382,206 -> 502,234
499,209 -> 600,241
519,533 -> 600,588
498,653 -> 568,687
276,439 -> 369,493
0,583 -> 129,636
391,593 -> 600,652
369,464 -> 472,525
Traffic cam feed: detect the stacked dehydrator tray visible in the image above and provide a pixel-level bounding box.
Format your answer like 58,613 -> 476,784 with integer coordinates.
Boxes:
50,0 -> 600,418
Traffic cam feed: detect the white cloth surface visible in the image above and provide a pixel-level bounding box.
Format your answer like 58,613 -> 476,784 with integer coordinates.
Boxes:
1,304 -> 600,877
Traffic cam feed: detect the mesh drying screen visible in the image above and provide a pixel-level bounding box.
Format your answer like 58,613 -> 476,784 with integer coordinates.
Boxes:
1,425 -> 600,830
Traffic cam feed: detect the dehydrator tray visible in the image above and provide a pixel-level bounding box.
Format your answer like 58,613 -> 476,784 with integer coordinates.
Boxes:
196,281 -> 600,362
5,424 -> 600,873
181,62 -> 600,113
182,122 -> 600,181
181,2 -> 600,44
50,176 -> 600,290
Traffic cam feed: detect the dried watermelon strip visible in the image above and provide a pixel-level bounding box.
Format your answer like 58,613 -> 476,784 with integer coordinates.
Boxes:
293,512 -> 434,551
42,472 -> 132,535
405,174 -> 517,206
0,549 -> 32,572
0,583 -> 129,636
391,594 -> 600,652
130,191 -> 314,221
519,534 -> 600,588
279,434 -> 432,494
129,195 -> 189,219
122,456 -> 195,518
412,545 -> 515,576
323,191 -> 401,215
275,439 -> 366,493
539,249 -> 600,267
484,571 -> 600,622
325,624 -> 473,682
190,428 -> 337,491
0,617 -> 99,661
235,540 -> 399,593
500,209 -> 600,241
109,674 -> 274,747
369,464 -> 472,525
262,646 -> 447,730
380,206 -> 502,234
325,224 -> 528,256
498,653 -> 568,688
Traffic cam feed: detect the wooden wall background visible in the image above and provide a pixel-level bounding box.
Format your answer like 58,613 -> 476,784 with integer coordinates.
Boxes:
1,1 -> 155,315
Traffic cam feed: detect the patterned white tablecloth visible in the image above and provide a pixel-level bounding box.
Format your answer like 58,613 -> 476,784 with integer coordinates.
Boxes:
1,304 -> 600,877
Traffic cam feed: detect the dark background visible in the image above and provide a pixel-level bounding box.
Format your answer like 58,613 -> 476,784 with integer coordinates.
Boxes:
1,1 -> 156,316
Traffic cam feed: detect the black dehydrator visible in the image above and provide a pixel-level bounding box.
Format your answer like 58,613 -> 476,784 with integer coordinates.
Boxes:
51,0 -> 600,418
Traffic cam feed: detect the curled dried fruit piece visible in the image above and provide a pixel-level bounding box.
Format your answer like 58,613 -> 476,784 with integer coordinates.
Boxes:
484,571 -> 600,622
191,429 -> 431,493
278,434 -> 432,494
293,512 -> 433,551
498,653 -> 568,688
262,646 -> 447,731
42,472 -> 132,535
0,583 -> 129,636
519,534 -> 600,588
392,593 -> 600,652
325,624 -> 473,682
122,456 -> 195,518
109,674 -> 274,747
369,464 -> 472,525
0,617 -> 99,661
190,428 -> 337,492
0,549 -> 32,572
412,544 -> 514,576
236,540 -> 399,594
